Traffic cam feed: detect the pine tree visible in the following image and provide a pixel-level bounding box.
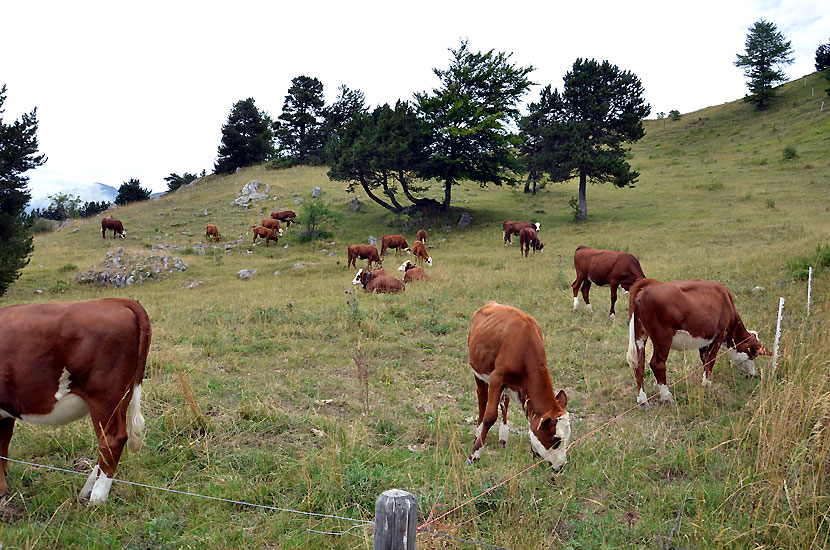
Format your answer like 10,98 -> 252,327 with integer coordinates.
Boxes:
115,178 -> 151,205
322,84 -> 367,163
0,84 -> 46,296
735,19 -> 794,110
214,98 -> 273,174
816,39 -> 830,96
274,76 -> 326,164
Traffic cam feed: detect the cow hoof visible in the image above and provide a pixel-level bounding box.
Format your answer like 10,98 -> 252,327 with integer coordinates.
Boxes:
465,458 -> 474,466
609,313 -> 615,319
638,401 -> 650,411
498,440 -> 506,448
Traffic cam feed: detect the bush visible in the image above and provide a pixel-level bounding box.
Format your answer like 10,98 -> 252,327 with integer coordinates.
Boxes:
787,244 -> 830,280
296,199 -> 342,241
31,218 -> 58,234
782,146 -> 798,160
568,196 -> 580,220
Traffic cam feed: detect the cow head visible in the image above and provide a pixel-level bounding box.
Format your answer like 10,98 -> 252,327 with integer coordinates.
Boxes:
729,330 -> 772,376
278,228 -> 284,237
535,241 -> 545,252
119,231 -> 126,238
351,269 -> 365,285
426,256 -> 433,267
398,260 -> 413,272
528,390 -> 570,471
359,271 -> 372,288
534,222 -> 541,232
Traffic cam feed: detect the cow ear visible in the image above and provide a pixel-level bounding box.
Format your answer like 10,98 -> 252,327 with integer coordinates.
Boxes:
556,390 -> 568,409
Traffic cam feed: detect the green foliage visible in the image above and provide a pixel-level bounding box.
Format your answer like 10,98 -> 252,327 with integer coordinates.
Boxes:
275,76 -> 326,164
817,40 -> 830,96
734,19 -> 794,110
322,84 -> 367,162
78,199 -> 111,218
165,171 -> 199,192
568,196 -> 580,220
0,84 -> 46,296
214,98 -> 274,175
669,109 -> 681,121
115,177 -> 151,205
30,217 -> 57,233
787,243 -> 830,279
296,198 -> 341,241
782,145 -> 798,160
766,197 -> 776,209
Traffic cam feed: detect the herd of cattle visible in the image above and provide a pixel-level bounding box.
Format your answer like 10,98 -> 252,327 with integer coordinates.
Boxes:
0,213 -> 772,504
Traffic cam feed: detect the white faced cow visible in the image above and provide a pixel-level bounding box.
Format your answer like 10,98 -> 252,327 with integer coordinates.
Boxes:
467,302 -> 571,471
0,298 -> 151,504
626,279 -> 771,409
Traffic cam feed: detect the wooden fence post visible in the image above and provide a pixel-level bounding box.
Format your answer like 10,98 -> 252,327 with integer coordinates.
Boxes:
374,489 -> 418,550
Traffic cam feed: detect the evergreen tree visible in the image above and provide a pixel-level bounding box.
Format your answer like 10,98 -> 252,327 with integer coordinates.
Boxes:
414,40 -> 533,210
0,84 -> 46,296
734,19 -> 794,110
322,84 -> 367,163
274,76 -> 326,164
520,59 -> 650,221
115,178 -> 151,205
816,39 -> 830,96
214,98 -> 273,174
79,200 -> 111,218
165,171 -> 198,192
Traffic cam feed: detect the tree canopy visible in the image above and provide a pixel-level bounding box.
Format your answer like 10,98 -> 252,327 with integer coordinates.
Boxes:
165,171 -> 199,192
322,84 -> 367,162
214,98 -> 273,174
734,19 -> 794,110
816,38 -> 830,96
115,178 -> 151,205
275,76 -> 326,164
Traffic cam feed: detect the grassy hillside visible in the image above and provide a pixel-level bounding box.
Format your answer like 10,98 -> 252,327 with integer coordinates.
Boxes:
1,72 -> 828,549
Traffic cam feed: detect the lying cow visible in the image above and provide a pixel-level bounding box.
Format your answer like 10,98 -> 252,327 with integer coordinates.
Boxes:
0,298 -> 150,504
260,218 -> 284,235
351,267 -> 388,285
627,278 -> 771,409
381,235 -> 411,256
503,220 -> 540,246
205,224 -> 220,242
398,260 -> 427,283
467,302 -> 571,470
572,246 -> 646,317
347,245 -> 382,269
416,229 -> 428,244
356,269 -> 405,294
411,240 -> 432,267
102,218 -> 126,239
251,226 -> 279,247
271,210 -> 297,227
519,227 -> 545,257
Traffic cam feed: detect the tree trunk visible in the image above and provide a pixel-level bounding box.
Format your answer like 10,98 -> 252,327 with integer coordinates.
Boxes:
359,177 -> 398,212
397,171 -> 442,210
381,172 -> 404,211
441,179 -> 452,211
578,171 -> 588,221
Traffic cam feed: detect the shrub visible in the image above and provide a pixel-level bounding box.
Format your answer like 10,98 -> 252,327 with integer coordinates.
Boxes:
568,196 -> 580,220
31,218 -> 58,233
782,146 -> 798,160
296,198 -> 342,241
787,244 -> 830,279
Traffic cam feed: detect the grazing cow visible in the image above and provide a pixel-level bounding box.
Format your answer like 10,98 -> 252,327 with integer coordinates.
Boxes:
260,218 -> 284,235
0,298 -> 150,504
572,246 -> 646,317
205,224 -> 221,242
467,302 -> 571,470
101,218 -> 126,239
251,226 -> 279,247
416,229 -> 428,244
347,245 -> 382,269
270,210 -> 298,227
519,227 -> 545,257
351,267 -> 388,285
411,240 -> 433,267
381,235 -> 411,256
356,270 -> 405,293
503,220 -> 540,246
398,260 -> 427,283
626,278 -> 772,409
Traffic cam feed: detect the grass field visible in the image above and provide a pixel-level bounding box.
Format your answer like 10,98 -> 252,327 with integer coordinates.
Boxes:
1,72 -> 829,549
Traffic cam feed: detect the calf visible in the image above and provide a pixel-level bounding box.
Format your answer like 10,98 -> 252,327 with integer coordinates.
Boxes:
271,210 -> 297,227
347,245 -> 382,269
627,278 -> 771,409
0,298 -> 150,504
205,224 -> 221,242
398,260 -> 427,283
351,267 -> 388,285
381,235 -> 411,256
251,226 -> 279,247
467,302 -> 571,470
519,227 -> 545,257
101,218 -> 126,239
357,270 -> 405,293
411,240 -> 433,267
572,246 -> 645,317
503,220 -> 540,246
260,218 -> 284,235
416,229 -> 428,244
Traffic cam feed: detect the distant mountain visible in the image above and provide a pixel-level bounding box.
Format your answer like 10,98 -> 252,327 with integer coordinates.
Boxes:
28,182 -> 119,211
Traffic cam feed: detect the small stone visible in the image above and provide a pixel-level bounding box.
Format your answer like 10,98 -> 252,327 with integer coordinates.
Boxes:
273,271 -> 280,276
311,186 -> 322,198
349,197 -> 360,211
237,269 -> 256,279
293,263 -> 305,269
71,228 -> 81,233
294,198 -> 302,205
368,236 -> 378,246
458,212 -> 473,227
34,289 -> 43,294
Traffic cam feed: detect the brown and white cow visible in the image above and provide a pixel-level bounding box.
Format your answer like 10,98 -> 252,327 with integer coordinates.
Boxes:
270,210 -> 297,227
0,298 -> 150,504
347,245 -> 382,269
102,218 -> 126,239
398,260 -> 428,283
351,267 -> 388,285
380,235 -> 411,256
356,270 -> 405,294
416,229 -> 428,244
467,302 -> 571,470
260,218 -> 284,236
503,220 -> 540,246
519,227 -> 545,257
205,224 -> 221,242
411,240 -> 432,267
626,278 -> 772,409
251,226 -> 279,247
572,246 -> 646,317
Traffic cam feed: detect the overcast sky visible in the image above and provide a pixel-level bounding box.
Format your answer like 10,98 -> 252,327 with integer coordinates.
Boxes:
2,1 -> 827,198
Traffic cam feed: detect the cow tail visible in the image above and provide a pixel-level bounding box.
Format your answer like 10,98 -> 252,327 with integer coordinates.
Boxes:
626,308 -> 639,369
626,280 -> 649,369
123,299 -> 151,452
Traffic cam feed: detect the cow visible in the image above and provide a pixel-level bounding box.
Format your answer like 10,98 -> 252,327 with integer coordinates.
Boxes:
503,220 -> 540,246
101,218 -> 126,239
519,227 -> 545,257
467,302 -> 571,471
356,270 -> 405,294
626,278 -> 772,409
205,224 -> 221,243
398,260 -> 427,283
0,298 -> 150,505
416,229 -> 428,244
260,218 -> 284,235
381,235 -> 411,256
251,226 -> 279,247
351,267 -> 388,285
270,210 -> 298,227
411,240 -> 433,267
572,246 -> 646,317
347,245 -> 382,269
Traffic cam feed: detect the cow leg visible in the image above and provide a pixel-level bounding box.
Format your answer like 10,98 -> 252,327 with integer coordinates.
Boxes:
649,339 -> 674,405
572,275 -> 584,311
82,401 -> 129,505
581,281 -> 593,314
632,334 -> 649,410
0,418 -> 15,496
700,339 -> 722,387
498,394 -> 510,447
468,376 -> 503,464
